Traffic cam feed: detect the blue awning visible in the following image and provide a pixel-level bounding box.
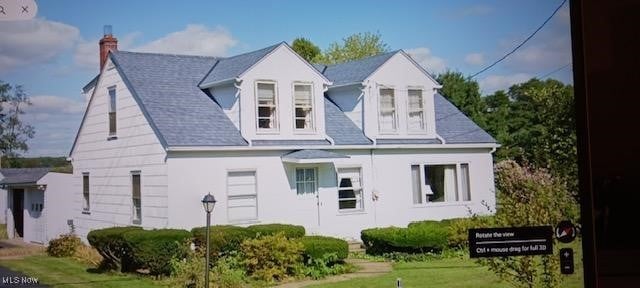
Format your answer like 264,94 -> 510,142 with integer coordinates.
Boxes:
281,149 -> 350,164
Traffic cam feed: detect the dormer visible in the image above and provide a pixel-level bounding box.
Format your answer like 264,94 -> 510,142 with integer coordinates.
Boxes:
200,43 -> 332,143
324,51 -> 443,142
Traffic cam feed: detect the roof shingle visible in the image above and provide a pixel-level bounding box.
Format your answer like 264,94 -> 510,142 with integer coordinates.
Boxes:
0,168 -> 50,185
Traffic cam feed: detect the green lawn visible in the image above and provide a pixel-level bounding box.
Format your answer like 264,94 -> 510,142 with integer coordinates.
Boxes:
0,256 -> 165,288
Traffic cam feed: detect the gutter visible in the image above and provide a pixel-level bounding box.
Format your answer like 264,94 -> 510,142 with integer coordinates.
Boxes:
166,143 -> 500,152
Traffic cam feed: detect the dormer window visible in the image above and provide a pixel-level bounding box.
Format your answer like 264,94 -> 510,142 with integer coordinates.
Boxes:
408,89 -> 425,131
379,88 -> 397,132
256,82 -> 278,131
294,83 -> 314,131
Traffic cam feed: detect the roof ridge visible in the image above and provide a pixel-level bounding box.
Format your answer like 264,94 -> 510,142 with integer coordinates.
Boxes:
114,50 -> 219,59
216,42 -> 282,62
324,50 -> 399,67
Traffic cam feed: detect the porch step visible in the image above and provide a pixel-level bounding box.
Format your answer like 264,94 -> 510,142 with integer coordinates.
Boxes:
348,241 -> 365,253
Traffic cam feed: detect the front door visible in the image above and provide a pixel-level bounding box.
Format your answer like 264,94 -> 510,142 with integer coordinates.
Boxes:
294,167 -> 321,230
12,189 -> 24,238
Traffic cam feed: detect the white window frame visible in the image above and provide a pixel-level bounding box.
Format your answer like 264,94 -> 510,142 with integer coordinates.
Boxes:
226,170 -> 259,223
407,87 -> 426,133
410,162 -> 472,206
108,86 -> 117,139
378,87 -> 398,133
295,167 -> 317,195
255,80 -> 279,133
131,170 -> 142,225
337,167 -> 364,212
292,82 -> 315,132
82,172 -> 90,213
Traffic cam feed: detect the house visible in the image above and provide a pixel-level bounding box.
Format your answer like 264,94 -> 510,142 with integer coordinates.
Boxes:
70,28 -> 498,240
1,168 -> 74,244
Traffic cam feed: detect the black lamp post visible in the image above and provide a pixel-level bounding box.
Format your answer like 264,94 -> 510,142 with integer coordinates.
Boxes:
201,193 -> 216,288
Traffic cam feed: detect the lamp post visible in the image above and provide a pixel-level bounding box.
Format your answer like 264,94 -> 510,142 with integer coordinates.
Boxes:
201,193 -> 216,288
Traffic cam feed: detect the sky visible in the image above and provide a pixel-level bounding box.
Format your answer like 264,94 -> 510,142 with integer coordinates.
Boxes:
0,0 -> 573,157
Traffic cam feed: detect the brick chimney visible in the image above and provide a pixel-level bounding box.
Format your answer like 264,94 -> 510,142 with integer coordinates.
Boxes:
99,25 -> 118,71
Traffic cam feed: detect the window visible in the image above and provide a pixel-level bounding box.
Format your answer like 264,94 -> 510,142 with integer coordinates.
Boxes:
410,164 -> 471,204
408,89 -> 425,131
337,168 -> 363,210
131,171 -> 141,224
294,84 -> 314,130
257,82 -> 277,130
108,87 -> 117,136
227,171 -> 258,222
379,88 -> 396,132
82,173 -> 90,212
296,168 -> 317,195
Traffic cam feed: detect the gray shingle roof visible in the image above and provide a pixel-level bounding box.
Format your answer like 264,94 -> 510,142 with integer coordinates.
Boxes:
111,51 -> 248,147
434,93 -> 496,144
282,149 -> 349,160
324,98 -> 373,145
323,51 -> 397,86
199,44 -> 281,87
0,168 -> 50,185
82,74 -> 99,93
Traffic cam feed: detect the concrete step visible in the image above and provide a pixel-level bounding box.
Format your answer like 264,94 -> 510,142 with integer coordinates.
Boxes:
348,241 -> 365,253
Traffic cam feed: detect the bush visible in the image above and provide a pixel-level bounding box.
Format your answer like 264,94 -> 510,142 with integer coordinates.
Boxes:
192,225 -> 253,258
299,236 -> 348,262
361,223 -> 448,255
170,247 -> 247,288
301,253 -> 354,279
73,243 -> 103,266
247,224 -> 305,239
122,229 -> 191,276
47,234 -> 81,257
87,226 -> 141,272
446,216 -> 495,249
240,232 -> 304,282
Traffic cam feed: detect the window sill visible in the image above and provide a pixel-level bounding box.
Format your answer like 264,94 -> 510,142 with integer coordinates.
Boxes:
81,210 -> 91,215
411,201 -> 473,208
107,135 -> 118,141
337,210 -> 367,216
293,130 -> 317,135
256,130 -> 280,135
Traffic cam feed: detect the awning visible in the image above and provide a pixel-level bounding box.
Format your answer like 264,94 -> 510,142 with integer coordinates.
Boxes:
281,149 -> 350,164
0,168 -> 50,186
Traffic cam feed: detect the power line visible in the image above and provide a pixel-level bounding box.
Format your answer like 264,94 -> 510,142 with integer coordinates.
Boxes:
468,0 -> 568,79
538,63 -> 572,79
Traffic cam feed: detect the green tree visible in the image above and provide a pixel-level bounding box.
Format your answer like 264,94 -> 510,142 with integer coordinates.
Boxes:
316,32 -> 389,65
478,160 -> 579,288
483,90 -> 516,160
291,38 -> 321,63
0,81 -> 35,167
436,71 -> 487,127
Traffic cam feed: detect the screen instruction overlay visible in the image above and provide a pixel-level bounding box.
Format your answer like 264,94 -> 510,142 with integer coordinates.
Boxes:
469,226 -> 553,258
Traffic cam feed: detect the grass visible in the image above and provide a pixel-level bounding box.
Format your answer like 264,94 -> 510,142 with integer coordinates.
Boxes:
0,224 -> 7,239
0,256 -> 165,288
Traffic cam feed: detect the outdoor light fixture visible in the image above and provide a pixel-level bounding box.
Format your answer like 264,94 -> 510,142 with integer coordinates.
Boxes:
201,193 -> 216,288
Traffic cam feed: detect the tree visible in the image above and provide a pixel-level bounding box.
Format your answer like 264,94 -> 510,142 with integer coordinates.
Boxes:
315,32 -> 389,65
291,38 -> 321,63
478,160 -> 579,288
436,71 -> 487,127
0,81 -> 35,167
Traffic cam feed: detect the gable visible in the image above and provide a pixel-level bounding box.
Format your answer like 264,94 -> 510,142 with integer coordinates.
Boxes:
366,52 -> 440,87
240,44 -> 331,84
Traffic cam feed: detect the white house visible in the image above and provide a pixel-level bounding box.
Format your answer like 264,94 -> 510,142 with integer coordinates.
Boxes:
70,29 -> 498,240
1,168 -> 75,244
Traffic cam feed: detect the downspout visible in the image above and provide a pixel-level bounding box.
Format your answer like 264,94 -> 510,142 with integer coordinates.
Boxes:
435,134 -> 446,144
370,148 -> 378,225
361,81 -> 376,145
234,78 -> 252,146
490,146 -> 497,154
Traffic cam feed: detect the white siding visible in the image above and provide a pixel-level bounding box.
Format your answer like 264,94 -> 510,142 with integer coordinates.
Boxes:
211,83 -> 240,129
71,59 -> 168,240
38,172 -> 75,243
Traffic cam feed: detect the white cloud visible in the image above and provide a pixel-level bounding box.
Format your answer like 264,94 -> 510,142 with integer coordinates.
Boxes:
0,18 -> 80,73
464,53 -> 485,66
478,73 -> 532,95
74,25 -> 237,70
406,47 -> 447,75
22,95 -> 86,156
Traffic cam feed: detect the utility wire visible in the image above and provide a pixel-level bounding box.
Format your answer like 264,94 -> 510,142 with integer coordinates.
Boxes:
468,0 -> 568,79
537,62 -> 572,79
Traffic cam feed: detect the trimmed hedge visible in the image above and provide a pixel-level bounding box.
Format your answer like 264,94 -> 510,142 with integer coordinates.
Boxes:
299,236 -> 348,262
247,224 -> 305,239
122,229 -> 191,276
191,225 -> 254,257
361,222 -> 449,255
87,226 -> 141,271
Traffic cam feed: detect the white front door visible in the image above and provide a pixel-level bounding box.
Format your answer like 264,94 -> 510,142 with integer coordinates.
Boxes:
294,167 -> 321,232
28,191 -> 45,244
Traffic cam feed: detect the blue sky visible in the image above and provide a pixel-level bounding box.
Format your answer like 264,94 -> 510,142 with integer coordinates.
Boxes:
0,0 -> 572,157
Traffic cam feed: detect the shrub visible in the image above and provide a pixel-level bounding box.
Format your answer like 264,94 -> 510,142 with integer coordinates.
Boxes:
247,224 -> 305,239
47,234 -> 81,257
87,226 -> 141,272
170,248 -> 247,288
361,223 -> 448,255
73,243 -> 103,266
122,229 -> 191,276
446,216 -> 495,249
299,236 -> 348,262
240,232 -> 304,282
192,225 -> 253,258
301,253 -> 355,279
